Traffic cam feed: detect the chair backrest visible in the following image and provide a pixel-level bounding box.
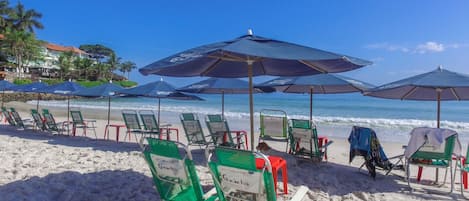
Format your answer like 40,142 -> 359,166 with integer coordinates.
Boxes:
289,119 -> 320,156
207,147 -> 276,201
42,112 -> 59,131
1,107 -> 15,126
411,135 -> 456,161
70,110 -> 85,125
10,108 -> 24,127
139,110 -> 159,132
122,110 -> 141,130
180,113 -> 207,146
142,138 -> 208,201
205,114 -> 234,146
31,109 -> 45,130
259,109 -> 288,139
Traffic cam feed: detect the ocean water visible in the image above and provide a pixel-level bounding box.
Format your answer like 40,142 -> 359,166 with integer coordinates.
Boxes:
35,92 -> 469,144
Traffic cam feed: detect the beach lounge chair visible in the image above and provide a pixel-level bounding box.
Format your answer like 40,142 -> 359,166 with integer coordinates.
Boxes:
180,113 -> 211,148
1,107 -> 16,126
42,110 -> 66,135
259,109 -> 289,152
10,107 -> 33,129
122,110 -> 144,142
205,114 -> 247,149
207,147 -> 308,201
31,109 -> 46,131
288,119 -> 333,162
348,126 -> 404,178
70,110 -> 97,139
138,110 -> 160,139
142,138 -> 218,201
404,127 -> 461,194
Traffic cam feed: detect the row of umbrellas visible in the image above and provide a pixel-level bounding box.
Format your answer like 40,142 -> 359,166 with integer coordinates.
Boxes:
137,30 -> 469,151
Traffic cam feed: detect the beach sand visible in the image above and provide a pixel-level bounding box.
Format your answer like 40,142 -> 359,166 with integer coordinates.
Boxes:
0,101 -> 466,200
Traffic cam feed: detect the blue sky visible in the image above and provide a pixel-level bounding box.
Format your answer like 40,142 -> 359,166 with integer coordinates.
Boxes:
14,0 -> 469,87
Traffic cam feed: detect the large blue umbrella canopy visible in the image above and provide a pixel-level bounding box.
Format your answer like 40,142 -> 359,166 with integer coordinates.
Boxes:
74,82 -> 124,126
38,81 -> 85,134
139,31 -> 372,151
178,77 -> 262,116
0,80 -> 15,108
118,80 -> 203,124
365,66 -> 469,128
256,74 -> 375,122
8,81 -> 48,111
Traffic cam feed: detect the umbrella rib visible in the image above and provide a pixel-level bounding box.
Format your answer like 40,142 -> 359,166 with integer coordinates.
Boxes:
299,60 -> 327,73
200,58 -> 223,76
401,86 -> 418,100
320,85 -> 326,94
450,88 -> 461,101
259,60 -> 267,74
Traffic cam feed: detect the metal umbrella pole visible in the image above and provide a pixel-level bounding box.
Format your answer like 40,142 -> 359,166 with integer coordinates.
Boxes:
107,96 -> 111,126
221,91 -> 225,117
247,60 -> 254,151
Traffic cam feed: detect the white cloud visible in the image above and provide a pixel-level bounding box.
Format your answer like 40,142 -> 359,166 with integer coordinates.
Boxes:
366,41 -> 468,54
414,41 -> 444,54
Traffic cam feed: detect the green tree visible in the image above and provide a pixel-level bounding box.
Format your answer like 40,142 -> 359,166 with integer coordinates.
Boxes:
1,28 -> 43,78
0,0 -> 11,31
78,44 -> 114,62
57,51 -> 75,80
119,61 -> 136,80
107,52 -> 121,80
7,1 -> 43,33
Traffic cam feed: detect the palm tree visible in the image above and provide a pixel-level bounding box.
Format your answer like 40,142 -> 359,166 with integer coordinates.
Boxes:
0,0 -> 12,31
107,52 -> 121,80
8,1 -> 43,33
58,51 -> 75,80
119,61 -> 136,80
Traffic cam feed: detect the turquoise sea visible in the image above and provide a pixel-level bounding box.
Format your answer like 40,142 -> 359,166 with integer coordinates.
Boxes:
36,92 -> 469,144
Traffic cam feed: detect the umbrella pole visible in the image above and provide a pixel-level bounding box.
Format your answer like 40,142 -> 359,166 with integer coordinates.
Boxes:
222,91 -> 224,117
36,93 -> 40,111
1,90 -> 4,109
437,90 -> 441,128
310,88 -> 313,123
248,61 -> 254,151
158,98 -> 161,124
107,96 -> 111,126
67,96 -> 70,135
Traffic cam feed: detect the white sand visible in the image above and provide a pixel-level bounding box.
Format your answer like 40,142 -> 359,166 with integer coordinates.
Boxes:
0,102 -> 466,200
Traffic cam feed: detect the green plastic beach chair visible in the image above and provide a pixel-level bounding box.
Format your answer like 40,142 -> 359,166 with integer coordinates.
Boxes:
180,113 -> 211,148
288,119 -> 333,162
259,109 -> 289,152
138,110 -> 160,138
70,110 -> 97,139
406,132 -> 457,194
1,106 -> 16,126
122,110 -> 144,142
205,114 -> 246,149
142,138 -> 218,201
207,147 -> 277,201
42,110 -> 65,134
31,109 -> 46,131
10,107 -> 33,129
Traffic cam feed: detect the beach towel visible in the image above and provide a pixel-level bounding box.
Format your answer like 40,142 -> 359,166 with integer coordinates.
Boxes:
404,127 -> 462,159
348,126 -> 392,178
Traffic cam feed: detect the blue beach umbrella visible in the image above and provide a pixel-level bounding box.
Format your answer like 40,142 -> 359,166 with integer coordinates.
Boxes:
38,81 -> 85,134
178,77 -> 262,116
365,66 -> 469,128
139,30 -> 372,151
256,74 -> 375,122
74,82 -> 124,126
118,80 -> 203,124
8,81 -> 48,111
0,80 -> 15,108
